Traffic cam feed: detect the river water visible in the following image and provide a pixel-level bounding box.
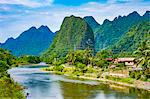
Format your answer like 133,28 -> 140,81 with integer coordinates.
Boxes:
8,65 -> 150,99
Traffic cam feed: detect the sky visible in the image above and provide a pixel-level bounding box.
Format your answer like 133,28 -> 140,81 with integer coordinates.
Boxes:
0,0 -> 150,43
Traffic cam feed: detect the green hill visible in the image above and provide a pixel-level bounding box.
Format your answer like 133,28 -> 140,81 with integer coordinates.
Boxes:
110,22 -> 150,53
41,15 -> 94,59
94,11 -> 149,52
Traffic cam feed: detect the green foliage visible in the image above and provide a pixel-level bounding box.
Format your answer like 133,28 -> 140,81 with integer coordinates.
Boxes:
54,65 -> 64,72
134,40 -> 150,68
0,48 -> 16,77
96,50 -> 113,59
116,63 -> 125,67
0,48 -> 25,98
95,11 -> 149,52
41,15 -> 94,62
0,76 -> 25,99
111,22 -> 150,54
0,61 -> 9,77
94,59 -> 107,68
0,48 -> 16,66
66,50 -> 93,65
17,55 -> 41,65
106,75 -> 134,84
75,62 -> 86,70
129,68 -> 150,81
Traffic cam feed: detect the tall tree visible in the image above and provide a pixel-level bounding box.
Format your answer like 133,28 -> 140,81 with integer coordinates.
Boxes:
134,40 -> 150,68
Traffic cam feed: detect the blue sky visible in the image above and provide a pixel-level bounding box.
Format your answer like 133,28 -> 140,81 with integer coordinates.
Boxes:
0,0 -> 150,43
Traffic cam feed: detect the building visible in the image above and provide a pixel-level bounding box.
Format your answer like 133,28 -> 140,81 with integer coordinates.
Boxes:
106,58 -> 113,62
114,58 -> 135,66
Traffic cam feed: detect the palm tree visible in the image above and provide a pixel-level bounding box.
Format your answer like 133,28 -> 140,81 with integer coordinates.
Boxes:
134,40 -> 150,69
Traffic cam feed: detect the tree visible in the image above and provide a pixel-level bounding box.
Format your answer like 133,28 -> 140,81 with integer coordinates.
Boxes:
134,40 -> 150,68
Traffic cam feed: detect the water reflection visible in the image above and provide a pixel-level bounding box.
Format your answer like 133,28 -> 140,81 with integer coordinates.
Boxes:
8,66 -> 150,99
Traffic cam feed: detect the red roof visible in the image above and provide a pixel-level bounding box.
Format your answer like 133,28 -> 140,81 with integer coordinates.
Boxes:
106,58 -> 113,61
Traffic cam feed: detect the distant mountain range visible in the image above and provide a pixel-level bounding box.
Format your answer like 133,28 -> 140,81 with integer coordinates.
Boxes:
41,15 -> 94,59
84,11 -> 150,52
0,25 -> 55,56
0,11 -> 149,57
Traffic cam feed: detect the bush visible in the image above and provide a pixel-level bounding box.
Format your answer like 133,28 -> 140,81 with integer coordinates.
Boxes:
135,73 -> 141,80
76,62 -> 86,70
116,63 -> 125,67
54,65 -> 64,72
140,75 -> 148,81
63,67 -> 75,73
0,76 -> 25,98
129,71 -> 135,78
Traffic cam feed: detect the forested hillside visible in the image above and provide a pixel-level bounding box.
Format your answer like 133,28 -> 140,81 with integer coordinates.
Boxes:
93,11 -> 149,52
41,15 -> 95,62
110,22 -> 150,53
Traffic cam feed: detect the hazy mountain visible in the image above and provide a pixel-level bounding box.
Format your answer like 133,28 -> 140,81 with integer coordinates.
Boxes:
0,25 -> 55,56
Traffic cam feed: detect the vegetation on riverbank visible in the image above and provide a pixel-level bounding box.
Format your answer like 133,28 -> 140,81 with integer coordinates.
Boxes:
0,48 -> 25,98
42,40 -> 150,90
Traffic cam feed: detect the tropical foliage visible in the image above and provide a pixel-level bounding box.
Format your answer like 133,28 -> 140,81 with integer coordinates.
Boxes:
94,11 -> 149,52
41,15 -> 95,61
134,40 -> 150,68
0,48 -> 25,98
111,22 -> 150,54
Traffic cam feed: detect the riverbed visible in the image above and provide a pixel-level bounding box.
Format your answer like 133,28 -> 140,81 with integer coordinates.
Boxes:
8,65 -> 150,99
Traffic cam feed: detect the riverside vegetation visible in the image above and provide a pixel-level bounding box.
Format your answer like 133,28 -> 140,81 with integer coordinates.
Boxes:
0,11 -> 150,98
0,48 -> 42,98
0,48 -> 25,98
41,12 -> 150,89
42,40 -> 150,88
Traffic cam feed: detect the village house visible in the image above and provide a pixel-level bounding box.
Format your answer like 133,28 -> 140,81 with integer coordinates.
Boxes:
114,58 -> 136,66
106,58 -> 137,69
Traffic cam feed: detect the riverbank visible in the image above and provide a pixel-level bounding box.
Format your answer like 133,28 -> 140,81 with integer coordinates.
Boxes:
18,62 -> 48,67
42,68 -> 150,92
73,75 -> 150,92
0,76 -> 25,98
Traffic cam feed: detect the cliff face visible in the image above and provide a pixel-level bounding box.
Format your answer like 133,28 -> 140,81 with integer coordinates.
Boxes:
42,15 -> 95,58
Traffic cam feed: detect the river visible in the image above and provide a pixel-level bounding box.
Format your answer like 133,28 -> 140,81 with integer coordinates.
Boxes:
8,65 -> 150,99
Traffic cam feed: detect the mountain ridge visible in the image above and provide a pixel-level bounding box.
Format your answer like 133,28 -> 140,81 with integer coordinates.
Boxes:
0,25 -> 55,56
93,11 -> 149,52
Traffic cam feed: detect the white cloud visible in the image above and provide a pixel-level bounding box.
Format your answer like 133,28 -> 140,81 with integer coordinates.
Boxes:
0,1 -> 149,42
107,0 -> 144,3
0,0 -> 54,7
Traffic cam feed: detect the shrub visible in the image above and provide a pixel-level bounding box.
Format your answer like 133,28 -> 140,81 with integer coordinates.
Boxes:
140,75 -> 148,81
76,62 -> 86,70
54,65 -> 64,72
135,72 -> 141,80
129,71 -> 135,78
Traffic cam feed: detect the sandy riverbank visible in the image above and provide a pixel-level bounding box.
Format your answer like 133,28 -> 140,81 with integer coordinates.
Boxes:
18,63 -> 48,67
45,70 -> 150,92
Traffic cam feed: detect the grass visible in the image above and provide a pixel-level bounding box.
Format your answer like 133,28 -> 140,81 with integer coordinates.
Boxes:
0,76 -> 25,99
106,75 -> 135,84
